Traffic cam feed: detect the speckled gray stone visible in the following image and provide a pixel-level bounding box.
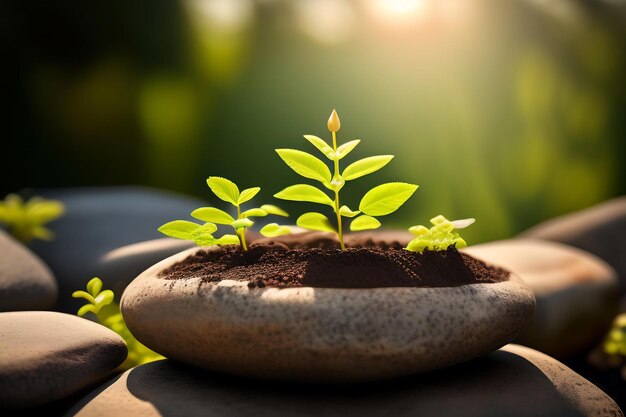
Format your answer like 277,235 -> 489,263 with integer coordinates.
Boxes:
64,345 -> 622,417
0,311 -> 127,409
463,239 -> 619,358
0,230 -> 57,312
121,246 -> 535,382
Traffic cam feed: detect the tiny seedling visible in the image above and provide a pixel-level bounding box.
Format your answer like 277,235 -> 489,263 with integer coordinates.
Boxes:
603,313 -> 626,358
73,277 -> 164,369
405,215 -> 475,253
274,110 -> 418,250
158,177 -> 290,251
0,194 -> 64,243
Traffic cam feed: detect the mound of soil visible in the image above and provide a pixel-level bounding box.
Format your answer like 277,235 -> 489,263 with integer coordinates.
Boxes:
159,236 -> 509,289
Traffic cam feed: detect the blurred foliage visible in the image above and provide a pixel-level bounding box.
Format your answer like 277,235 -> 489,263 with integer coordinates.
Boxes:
0,194 -> 65,243
3,0 -> 625,242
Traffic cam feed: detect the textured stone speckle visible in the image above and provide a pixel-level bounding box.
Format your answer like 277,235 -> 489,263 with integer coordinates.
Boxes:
121,246 -> 535,382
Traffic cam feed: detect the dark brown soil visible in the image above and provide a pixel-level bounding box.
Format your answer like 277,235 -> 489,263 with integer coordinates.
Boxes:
159,232 -> 510,288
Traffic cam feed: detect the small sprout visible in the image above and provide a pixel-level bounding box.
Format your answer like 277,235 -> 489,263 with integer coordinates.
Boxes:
0,194 -> 65,243
603,313 -> 626,357
73,278 -> 163,369
274,109 -> 418,250
405,216 -> 475,253
158,177 -> 290,251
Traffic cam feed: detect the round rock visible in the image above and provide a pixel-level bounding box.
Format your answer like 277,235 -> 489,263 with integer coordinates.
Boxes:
520,197 -> 626,294
27,187 -> 207,313
463,239 -> 619,358
121,246 -> 535,382
65,345 -> 622,417
0,311 -> 127,409
0,230 -> 57,312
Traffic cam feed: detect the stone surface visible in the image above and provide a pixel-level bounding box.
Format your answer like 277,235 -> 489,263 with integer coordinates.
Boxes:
0,230 -> 57,312
121,246 -> 535,382
0,311 -> 127,409
520,197 -> 626,294
28,187 -> 207,313
96,238 -> 195,297
463,239 -> 619,358
65,345 -> 622,417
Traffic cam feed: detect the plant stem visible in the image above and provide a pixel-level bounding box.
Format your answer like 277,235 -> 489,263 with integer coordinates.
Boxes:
332,131 -> 345,251
236,205 -> 248,251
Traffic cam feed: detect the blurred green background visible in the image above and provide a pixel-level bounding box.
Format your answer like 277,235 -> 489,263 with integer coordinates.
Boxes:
4,0 -> 625,243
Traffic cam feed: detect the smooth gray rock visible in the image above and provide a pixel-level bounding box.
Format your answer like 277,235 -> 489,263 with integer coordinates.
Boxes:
96,238 -> 195,296
520,197 -> 626,293
28,187 -> 207,313
0,230 -> 57,312
0,311 -> 127,409
463,239 -> 619,358
65,345 -> 622,417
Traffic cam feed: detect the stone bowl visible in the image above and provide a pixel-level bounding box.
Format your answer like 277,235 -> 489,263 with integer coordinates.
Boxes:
121,246 -> 536,382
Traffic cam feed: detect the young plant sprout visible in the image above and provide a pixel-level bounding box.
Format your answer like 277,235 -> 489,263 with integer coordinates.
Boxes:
0,194 -> 65,243
274,109 -> 418,250
603,313 -> 626,358
405,215 -> 475,253
73,277 -> 163,369
158,177 -> 290,251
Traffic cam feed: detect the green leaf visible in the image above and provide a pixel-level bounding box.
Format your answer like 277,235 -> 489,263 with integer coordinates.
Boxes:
274,184 -> 334,206
350,215 -> 381,231
87,278 -> 103,297
275,149 -> 331,184
26,200 -> 65,223
207,177 -> 240,205
409,225 -> 429,236
214,234 -> 240,245
158,220 -> 201,240
451,218 -> 476,229
77,304 -> 96,317
359,182 -> 418,216
335,140 -> 361,160
231,218 -> 254,229
260,223 -> 292,237
72,290 -> 95,304
296,212 -> 336,233
30,227 -> 54,241
238,187 -> 261,204
259,204 -> 288,217
94,289 -> 115,307
192,223 -> 219,240
192,207 -> 235,224
193,235 -> 216,246
339,205 -> 360,218
304,135 -> 334,159
241,208 -> 267,218
342,155 -> 394,181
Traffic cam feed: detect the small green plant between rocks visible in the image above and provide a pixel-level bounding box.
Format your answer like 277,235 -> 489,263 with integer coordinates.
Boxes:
158,177 -> 290,251
73,277 -> 163,369
0,194 -> 64,243
274,110 -> 418,250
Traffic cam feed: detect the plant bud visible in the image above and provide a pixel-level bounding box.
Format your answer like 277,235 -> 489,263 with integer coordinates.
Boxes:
327,109 -> 341,132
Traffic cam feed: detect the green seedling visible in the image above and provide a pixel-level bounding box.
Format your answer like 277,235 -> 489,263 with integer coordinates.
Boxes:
274,109 -> 418,250
158,177 -> 290,251
405,215 -> 475,253
604,313 -> 626,358
73,277 -> 164,370
0,194 -> 65,243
